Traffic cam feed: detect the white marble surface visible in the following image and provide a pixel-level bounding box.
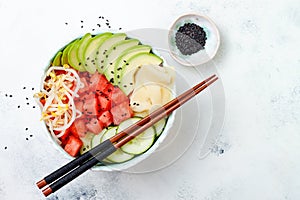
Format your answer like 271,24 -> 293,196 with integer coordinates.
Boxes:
0,0 -> 300,199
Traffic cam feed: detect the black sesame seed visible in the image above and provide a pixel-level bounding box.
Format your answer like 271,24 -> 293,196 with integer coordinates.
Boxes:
113,47 -> 116,50
30,134 -> 33,137
123,60 -> 127,63
23,87 -> 26,89
27,103 -> 29,105
81,20 -> 83,23
97,24 -> 101,27
117,75 -> 120,78
110,71 -> 114,74
119,28 -> 122,30
65,22 -> 68,25
117,67 -> 122,71
92,29 -> 95,31
17,105 -> 20,108
110,63 -> 113,65
26,138 -> 29,140
105,55 -> 108,58
25,128 -> 28,131
33,106 -> 35,108
26,97 -> 28,100
87,57 -> 90,60
4,146 -> 7,150
126,63 -> 129,65
9,95 -> 12,97
129,82 -> 133,85
5,94 -> 7,97
123,85 -> 127,88
133,102 -> 136,105
96,51 -> 99,55
81,25 -> 83,28
79,62 -> 82,66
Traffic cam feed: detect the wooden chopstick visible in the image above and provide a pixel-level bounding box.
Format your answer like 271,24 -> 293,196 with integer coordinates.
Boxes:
37,74 -> 218,196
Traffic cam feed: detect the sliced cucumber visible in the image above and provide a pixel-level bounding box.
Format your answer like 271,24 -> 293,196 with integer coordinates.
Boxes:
121,126 -> 156,155
105,148 -> 134,163
117,117 -> 155,155
79,132 -> 95,154
100,127 -> 134,163
154,118 -> 167,137
91,128 -> 107,148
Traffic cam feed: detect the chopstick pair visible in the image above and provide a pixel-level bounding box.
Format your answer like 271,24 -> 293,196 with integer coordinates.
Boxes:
36,74 -> 218,197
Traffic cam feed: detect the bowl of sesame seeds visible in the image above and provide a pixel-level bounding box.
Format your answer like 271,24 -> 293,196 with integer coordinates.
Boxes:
168,13 -> 220,66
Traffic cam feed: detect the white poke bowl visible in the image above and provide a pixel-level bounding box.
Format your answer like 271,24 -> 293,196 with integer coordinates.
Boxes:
41,35 -> 176,172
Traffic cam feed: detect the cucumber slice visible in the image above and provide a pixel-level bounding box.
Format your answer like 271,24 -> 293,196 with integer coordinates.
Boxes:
100,127 -> 134,163
154,118 -> 167,136
79,132 -> 95,154
91,128 -> 107,148
117,117 -> 155,155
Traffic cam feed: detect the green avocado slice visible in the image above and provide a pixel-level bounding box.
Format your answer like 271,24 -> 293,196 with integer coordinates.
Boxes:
95,33 -> 127,73
83,32 -> 113,74
68,39 -> 85,71
103,39 -> 140,82
52,51 -> 62,66
113,45 -> 152,85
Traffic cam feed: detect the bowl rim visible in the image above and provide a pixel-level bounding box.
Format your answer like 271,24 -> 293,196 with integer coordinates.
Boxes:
168,13 -> 220,66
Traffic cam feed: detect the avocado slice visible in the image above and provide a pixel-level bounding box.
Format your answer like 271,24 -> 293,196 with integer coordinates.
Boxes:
52,51 -> 62,66
113,45 -> 152,85
119,52 -> 163,95
61,40 -> 76,65
103,39 -> 140,82
83,32 -> 112,74
96,33 -> 127,73
68,39 -> 85,71
77,33 -> 92,70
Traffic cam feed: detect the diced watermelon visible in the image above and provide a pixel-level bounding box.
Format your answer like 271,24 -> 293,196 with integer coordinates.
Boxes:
75,100 -> 84,113
111,86 -> 129,107
98,95 -> 111,111
78,77 -> 90,95
102,83 -> 114,97
110,101 -> 133,125
69,119 -> 87,138
64,135 -> 83,157
98,110 -> 113,127
82,94 -> 100,115
60,128 -> 71,147
86,117 -> 103,134
89,73 -> 109,93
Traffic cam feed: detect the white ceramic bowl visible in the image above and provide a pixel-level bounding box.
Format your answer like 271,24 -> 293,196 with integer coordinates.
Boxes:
42,43 -> 176,171
168,13 -> 220,66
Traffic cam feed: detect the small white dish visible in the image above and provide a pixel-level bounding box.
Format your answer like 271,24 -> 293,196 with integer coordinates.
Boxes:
168,13 -> 220,66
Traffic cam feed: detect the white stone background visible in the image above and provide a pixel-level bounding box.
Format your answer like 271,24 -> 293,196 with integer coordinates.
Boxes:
0,0 -> 299,199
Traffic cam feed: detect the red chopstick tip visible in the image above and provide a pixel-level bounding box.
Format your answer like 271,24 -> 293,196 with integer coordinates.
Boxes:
42,187 -> 52,197
36,179 -> 47,189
